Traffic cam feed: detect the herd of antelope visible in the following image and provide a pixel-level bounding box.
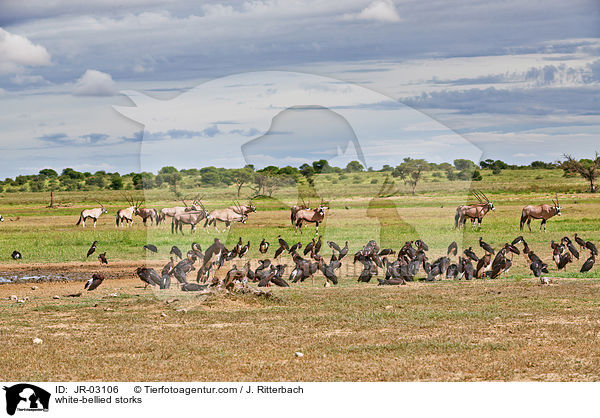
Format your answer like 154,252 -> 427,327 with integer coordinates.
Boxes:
75,190 -> 563,233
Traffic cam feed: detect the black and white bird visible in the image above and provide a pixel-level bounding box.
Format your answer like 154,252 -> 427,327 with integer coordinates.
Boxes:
585,241 -> 598,256
580,254 -> 595,273
98,252 -> 108,265
143,244 -> 158,253
479,237 -> 495,255
11,250 -> 22,260
84,273 -> 105,291
238,241 -> 250,258
86,241 -> 98,258
574,233 -> 586,249
259,238 -> 269,254
463,247 -> 479,262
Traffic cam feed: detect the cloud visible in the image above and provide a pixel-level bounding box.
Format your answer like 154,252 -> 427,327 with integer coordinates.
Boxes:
72,69 -> 117,96
343,0 -> 401,23
10,73 -> 49,86
38,132 -> 110,145
0,28 -> 51,74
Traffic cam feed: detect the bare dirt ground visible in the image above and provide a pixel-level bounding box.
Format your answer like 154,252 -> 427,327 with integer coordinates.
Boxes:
2,265 -> 600,381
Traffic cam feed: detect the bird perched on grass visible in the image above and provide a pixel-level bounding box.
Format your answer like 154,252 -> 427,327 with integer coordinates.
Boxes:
238,241 -> 250,258
11,250 -> 22,260
580,254 -> 595,273
585,241 -> 598,256
170,246 -> 183,260
259,238 -> 269,254
86,241 -> 98,258
98,252 -> 108,265
85,273 -> 105,291
288,242 -> 302,254
415,239 -> 429,252
143,244 -> 158,253
574,233 -> 586,249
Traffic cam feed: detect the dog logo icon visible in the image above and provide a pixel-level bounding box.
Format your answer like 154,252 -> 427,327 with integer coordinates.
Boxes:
3,384 -> 50,415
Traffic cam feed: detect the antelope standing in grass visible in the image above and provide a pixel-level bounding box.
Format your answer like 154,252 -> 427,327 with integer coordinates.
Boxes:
76,200 -> 107,228
116,195 -> 139,227
227,201 -> 256,217
454,190 -> 494,229
137,207 -> 159,225
172,201 -> 209,234
204,203 -> 248,232
520,195 -> 561,232
157,196 -> 203,225
291,199 -> 328,234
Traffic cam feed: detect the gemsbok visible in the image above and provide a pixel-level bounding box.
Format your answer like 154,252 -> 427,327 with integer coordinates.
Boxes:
137,207 -> 159,226
76,200 -> 107,228
116,195 -> 140,227
157,196 -> 203,225
172,201 -> 209,234
291,200 -> 328,234
520,195 -> 561,232
204,203 -> 248,232
454,190 -> 495,229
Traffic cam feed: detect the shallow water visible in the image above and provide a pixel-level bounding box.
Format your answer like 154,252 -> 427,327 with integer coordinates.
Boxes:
0,272 -> 88,284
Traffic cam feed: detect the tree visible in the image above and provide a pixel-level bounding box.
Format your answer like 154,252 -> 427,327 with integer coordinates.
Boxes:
454,159 -> 477,171
561,153 -> 599,193
39,168 -> 58,178
159,166 -> 178,175
232,168 -> 254,197
345,161 -> 364,172
392,158 -> 429,195
312,159 -> 331,173
109,175 -> 123,190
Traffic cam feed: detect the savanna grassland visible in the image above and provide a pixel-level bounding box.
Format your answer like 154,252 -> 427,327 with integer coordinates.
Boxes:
1,168 -> 599,381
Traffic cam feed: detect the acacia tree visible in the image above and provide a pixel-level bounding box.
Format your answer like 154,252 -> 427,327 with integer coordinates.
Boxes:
232,168 -> 254,197
561,153 -> 599,193
392,158 -> 429,195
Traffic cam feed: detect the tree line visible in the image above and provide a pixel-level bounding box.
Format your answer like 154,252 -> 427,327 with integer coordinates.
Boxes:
0,155 -> 596,195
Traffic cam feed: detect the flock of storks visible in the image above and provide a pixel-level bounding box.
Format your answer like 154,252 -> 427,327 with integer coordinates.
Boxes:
80,232 -> 598,292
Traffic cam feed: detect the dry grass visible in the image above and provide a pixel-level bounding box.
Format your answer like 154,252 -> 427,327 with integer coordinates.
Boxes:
2,274 -> 600,381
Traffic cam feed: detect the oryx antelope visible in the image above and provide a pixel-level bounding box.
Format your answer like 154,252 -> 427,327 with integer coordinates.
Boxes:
454,190 -> 495,229
76,200 -> 107,228
172,202 -> 209,234
227,201 -> 256,216
291,200 -> 328,234
157,196 -> 203,225
520,195 -> 562,232
116,194 -> 140,227
137,207 -> 159,226
204,202 -> 248,232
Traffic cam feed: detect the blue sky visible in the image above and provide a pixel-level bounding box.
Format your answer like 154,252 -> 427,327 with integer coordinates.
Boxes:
0,0 -> 598,177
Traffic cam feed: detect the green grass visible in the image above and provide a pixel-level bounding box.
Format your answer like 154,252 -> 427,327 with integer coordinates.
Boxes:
0,168 -> 598,281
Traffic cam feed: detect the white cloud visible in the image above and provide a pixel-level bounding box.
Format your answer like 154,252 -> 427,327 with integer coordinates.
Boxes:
343,0 -> 401,23
0,28 -> 51,74
72,69 -> 117,96
10,73 -> 49,86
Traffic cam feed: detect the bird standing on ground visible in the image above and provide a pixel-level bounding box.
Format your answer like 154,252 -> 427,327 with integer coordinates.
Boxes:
98,252 -> 108,265
581,254 -> 595,273
479,237 -> 495,255
11,250 -> 22,260
85,273 -> 105,291
86,241 -> 98,258
259,238 -> 269,254
170,246 -> 183,260
447,241 -> 458,256
143,244 -> 158,253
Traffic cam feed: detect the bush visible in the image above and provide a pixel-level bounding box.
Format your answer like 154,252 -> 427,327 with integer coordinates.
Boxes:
370,178 -> 378,184
472,170 -> 483,181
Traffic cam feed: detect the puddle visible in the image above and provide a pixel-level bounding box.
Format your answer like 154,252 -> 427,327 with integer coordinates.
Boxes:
0,272 -> 88,284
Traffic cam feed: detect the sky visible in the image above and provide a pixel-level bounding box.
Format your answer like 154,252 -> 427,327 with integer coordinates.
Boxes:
0,0 -> 598,178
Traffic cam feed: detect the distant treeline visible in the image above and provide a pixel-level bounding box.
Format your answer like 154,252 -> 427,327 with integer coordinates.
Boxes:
0,158 -> 559,194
